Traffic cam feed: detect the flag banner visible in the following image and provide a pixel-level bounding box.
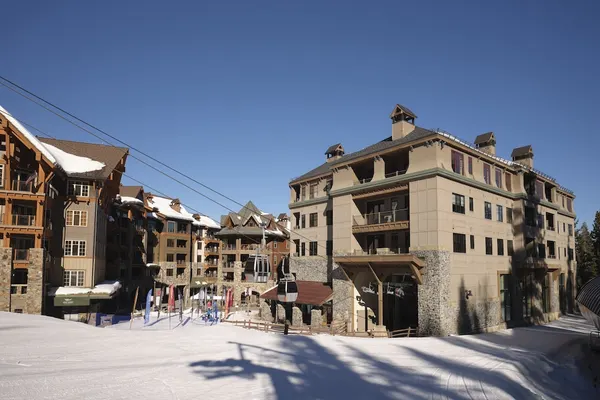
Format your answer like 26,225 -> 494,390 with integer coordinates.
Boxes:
168,285 -> 175,312
144,289 -> 152,324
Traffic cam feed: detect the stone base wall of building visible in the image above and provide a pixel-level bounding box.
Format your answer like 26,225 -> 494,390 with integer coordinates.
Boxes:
311,309 -> 322,326
289,256 -> 329,282
276,303 -> 286,323
413,250 -> 453,337
25,249 -> 44,314
331,263 -> 352,324
451,298 -> 502,335
292,306 -> 303,326
0,248 -> 11,312
260,301 -> 273,322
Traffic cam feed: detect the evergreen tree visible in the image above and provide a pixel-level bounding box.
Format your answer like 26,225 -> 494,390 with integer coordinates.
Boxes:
576,222 -> 597,287
591,211 -> 600,271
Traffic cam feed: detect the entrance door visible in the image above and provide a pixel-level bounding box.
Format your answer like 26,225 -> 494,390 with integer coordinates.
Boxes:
366,201 -> 385,224
382,274 -> 418,331
500,274 -> 512,322
367,234 -> 385,255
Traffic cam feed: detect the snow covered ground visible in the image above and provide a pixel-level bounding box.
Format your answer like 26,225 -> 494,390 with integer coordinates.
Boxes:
0,312 -> 598,400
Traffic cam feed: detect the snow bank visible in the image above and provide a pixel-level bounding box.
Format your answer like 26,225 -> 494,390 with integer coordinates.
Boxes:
41,142 -> 105,174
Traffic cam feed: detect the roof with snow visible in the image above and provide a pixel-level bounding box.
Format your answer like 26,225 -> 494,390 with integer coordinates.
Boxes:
38,137 -> 128,180
217,201 -> 288,238
145,193 -> 219,229
0,105 -> 57,163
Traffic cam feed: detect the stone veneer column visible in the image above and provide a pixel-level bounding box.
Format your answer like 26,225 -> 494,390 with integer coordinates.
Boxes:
0,248 -> 12,312
413,250 -> 452,336
25,249 -> 44,314
292,306 -> 303,326
310,309 -> 322,327
260,300 -> 273,322
331,263 -> 352,324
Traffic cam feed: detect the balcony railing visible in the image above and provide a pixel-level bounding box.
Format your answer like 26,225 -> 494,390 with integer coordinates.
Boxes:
384,170 -> 408,178
353,247 -> 409,256
13,249 -> 29,261
12,214 -> 35,226
175,259 -> 187,265
240,243 -> 260,251
223,244 -> 236,251
547,225 -> 555,231
353,209 -> 409,226
11,180 -> 34,192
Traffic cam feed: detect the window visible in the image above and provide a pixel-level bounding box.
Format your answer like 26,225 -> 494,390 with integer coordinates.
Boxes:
166,254 -> 174,262
546,213 -> 555,231
309,182 -> 318,199
67,181 -> 90,197
309,242 -> 318,256
177,222 -> 187,234
274,242 -> 278,249
484,202 -> 492,220
507,240 -> 514,256
176,268 -> 185,277
167,221 -> 176,233
568,224 -> 573,236
63,270 -> 84,287
309,213 -> 318,227
301,242 -> 306,256
505,173 -> 512,192
326,210 -> 333,226
525,207 -> 536,227
65,210 -> 88,227
497,239 -> 504,256
451,150 -> 464,175
483,164 -> 491,184
535,180 -> 544,198
166,269 -> 173,277
176,240 -> 186,248
468,157 -> 473,174
547,241 -> 556,258
0,164 -> 4,188
326,240 -> 333,256
563,222 -> 566,233
568,247 -> 573,261
538,243 -> 546,259
497,205 -> 503,222
469,197 -> 474,212
495,168 -> 502,188
64,240 -> 86,256
294,239 -> 300,257
485,237 -> 493,255
453,233 -> 466,253
452,193 -> 465,214
470,235 -> 475,250
167,239 -> 175,247
301,215 -> 306,229
500,274 -> 512,322
506,208 -> 513,223
301,185 -> 306,201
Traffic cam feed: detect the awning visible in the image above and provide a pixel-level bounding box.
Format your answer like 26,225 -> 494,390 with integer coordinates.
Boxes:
260,281 -> 333,306
54,296 -> 90,306
334,254 -> 425,284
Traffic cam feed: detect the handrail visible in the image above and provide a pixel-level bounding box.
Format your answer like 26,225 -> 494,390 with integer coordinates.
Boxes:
352,209 -> 409,226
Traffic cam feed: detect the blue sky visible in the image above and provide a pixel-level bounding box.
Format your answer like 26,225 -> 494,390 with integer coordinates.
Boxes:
2,1 -> 598,225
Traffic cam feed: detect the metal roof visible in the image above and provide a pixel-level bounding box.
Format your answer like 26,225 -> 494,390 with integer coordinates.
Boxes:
576,276 -> 600,317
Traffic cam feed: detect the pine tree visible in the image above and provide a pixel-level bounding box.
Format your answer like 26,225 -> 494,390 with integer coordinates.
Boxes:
576,222 -> 597,287
591,211 -> 600,272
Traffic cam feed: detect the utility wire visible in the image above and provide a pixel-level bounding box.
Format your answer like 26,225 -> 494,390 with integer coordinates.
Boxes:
0,75 -> 333,257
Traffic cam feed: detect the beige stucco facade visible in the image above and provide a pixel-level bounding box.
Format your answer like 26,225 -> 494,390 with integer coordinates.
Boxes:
288,104 -> 576,336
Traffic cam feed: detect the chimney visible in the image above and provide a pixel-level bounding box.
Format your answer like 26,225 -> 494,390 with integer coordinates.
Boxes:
511,145 -> 534,169
170,198 -> 181,213
474,132 -> 496,156
325,143 -> 345,163
390,104 -> 416,140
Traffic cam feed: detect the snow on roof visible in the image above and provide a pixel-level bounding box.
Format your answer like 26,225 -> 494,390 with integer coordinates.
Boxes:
117,195 -> 144,206
49,281 -> 121,296
266,228 -> 285,237
146,195 -> 219,228
0,105 -> 57,164
40,142 -> 105,174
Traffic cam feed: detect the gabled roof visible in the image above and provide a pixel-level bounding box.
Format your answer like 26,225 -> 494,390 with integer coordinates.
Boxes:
511,145 -> 533,158
325,143 -> 343,155
38,137 -> 128,180
145,193 -> 219,228
389,104 -> 417,119
474,132 -> 495,145
119,185 -> 143,198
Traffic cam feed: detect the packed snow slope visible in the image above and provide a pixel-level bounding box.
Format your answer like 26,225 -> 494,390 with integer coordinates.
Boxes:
0,312 -> 598,399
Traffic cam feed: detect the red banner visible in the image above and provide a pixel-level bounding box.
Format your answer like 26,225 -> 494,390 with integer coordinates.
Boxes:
168,285 -> 175,312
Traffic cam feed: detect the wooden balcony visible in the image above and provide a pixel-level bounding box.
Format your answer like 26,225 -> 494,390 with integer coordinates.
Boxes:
352,209 -> 409,233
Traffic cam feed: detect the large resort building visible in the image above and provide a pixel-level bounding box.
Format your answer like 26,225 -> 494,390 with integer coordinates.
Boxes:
289,104 -> 576,336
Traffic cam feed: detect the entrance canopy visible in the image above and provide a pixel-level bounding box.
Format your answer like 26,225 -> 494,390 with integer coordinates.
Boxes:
261,281 -> 333,306
334,254 -> 425,284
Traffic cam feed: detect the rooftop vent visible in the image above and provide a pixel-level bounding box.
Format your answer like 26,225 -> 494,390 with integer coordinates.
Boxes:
325,143 -> 344,163
390,104 -> 416,140
474,132 -> 496,155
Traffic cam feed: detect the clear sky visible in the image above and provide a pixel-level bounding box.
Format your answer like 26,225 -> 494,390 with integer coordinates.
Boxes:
2,1 -> 598,225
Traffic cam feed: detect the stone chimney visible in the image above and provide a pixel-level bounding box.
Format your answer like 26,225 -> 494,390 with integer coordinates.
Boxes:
511,145 -> 534,169
474,132 -> 496,156
325,143 -> 344,163
170,198 -> 182,213
390,104 -> 416,140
